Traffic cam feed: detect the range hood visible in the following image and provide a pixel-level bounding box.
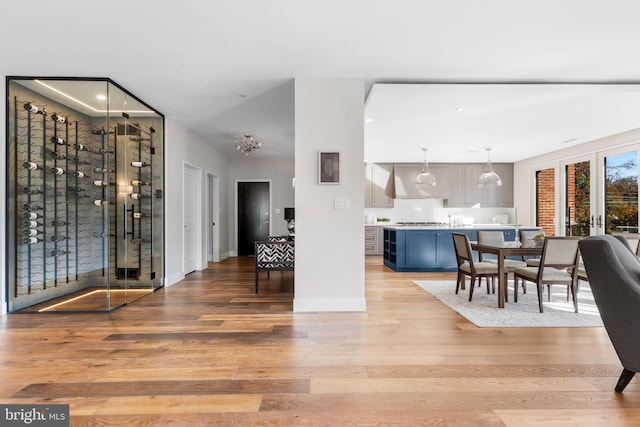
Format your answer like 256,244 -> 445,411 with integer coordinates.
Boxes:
394,163 -> 441,199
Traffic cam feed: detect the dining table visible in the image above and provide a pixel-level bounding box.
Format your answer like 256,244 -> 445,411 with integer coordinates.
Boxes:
470,241 -> 544,308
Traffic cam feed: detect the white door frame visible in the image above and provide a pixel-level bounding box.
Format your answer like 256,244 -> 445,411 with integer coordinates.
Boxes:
183,162 -> 203,274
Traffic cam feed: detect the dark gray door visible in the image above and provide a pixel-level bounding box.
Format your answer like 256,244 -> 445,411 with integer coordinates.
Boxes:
237,182 -> 270,256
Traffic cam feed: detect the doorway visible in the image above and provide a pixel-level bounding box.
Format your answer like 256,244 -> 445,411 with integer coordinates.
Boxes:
237,181 -> 271,256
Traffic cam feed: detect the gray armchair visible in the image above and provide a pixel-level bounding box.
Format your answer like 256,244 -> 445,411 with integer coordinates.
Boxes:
579,234 -> 640,392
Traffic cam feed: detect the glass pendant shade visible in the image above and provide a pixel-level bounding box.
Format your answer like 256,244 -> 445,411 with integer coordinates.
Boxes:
415,148 -> 436,186
478,147 -> 502,187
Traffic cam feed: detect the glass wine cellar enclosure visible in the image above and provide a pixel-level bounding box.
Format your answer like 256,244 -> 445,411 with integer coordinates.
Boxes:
6,77 -> 165,312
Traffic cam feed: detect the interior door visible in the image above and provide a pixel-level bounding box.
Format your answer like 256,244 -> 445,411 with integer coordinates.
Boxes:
183,164 -> 197,274
237,181 -> 270,256
597,148 -> 639,235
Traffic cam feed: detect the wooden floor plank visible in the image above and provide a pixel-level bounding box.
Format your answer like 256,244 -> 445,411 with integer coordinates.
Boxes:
0,256 -> 638,425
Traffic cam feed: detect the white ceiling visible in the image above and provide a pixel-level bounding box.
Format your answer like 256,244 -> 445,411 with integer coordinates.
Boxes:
3,1 -> 640,162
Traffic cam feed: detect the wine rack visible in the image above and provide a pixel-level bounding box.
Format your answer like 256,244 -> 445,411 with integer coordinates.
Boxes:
7,78 -> 164,312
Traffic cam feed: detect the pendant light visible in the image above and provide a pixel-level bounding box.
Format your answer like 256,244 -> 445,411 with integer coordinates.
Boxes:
478,147 -> 502,187
415,148 -> 436,186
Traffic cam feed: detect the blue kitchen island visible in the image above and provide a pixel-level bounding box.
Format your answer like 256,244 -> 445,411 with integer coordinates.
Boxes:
383,225 -> 540,272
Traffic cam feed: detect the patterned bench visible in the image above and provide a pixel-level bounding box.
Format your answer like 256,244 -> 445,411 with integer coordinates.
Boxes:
255,239 -> 295,293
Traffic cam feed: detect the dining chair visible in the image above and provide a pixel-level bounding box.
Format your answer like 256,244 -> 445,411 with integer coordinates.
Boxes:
512,236 -> 581,313
520,229 -> 546,267
477,230 -> 527,298
451,233 -> 500,302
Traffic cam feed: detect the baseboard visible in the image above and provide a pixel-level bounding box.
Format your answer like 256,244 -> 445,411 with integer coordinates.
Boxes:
293,297 -> 366,313
165,272 -> 186,287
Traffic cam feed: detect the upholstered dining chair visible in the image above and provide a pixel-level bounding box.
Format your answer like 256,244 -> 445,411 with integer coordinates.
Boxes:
477,230 -> 526,299
579,235 -> 640,392
520,229 -> 546,267
512,237 -> 581,313
451,233 -> 499,302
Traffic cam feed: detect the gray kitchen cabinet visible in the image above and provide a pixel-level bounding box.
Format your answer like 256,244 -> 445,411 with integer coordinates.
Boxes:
393,163 -> 450,199
446,163 -> 513,207
365,225 -> 384,255
365,163 -> 394,208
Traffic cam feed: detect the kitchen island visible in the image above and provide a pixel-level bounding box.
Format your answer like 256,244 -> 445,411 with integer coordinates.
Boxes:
383,225 -> 540,272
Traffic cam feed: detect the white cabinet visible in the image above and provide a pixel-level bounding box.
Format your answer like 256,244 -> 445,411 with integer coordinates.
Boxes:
446,163 -> 513,207
365,225 -> 384,255
365,163 -> 394,208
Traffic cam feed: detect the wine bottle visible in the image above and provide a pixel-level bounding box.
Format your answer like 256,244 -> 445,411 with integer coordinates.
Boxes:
73,171 -> 86,178
49,234 -> 67,242
51,114 -> 67,124
23,161 -> 42,170
24,212 -> 39,220
24,203 -> 42,211
92,148 -> 108,154
24,220 -> 40,228
23,237 -> 42,244
73,143 -> 89,151
130,193 -> 144,200
93,200 -> 108,206
130,161 -> 150,167
93,232 -> 108,238
51,219 -> 67,227
131,180 -> 150,186
131,238 -> 149,244
132,212 -> 151,219
23,103 -> 43,114
51,136 -> 66,145
23,229 -> 38,237
51,167 -> 65,175
23,186 -> 41,195
93,167 -> 111,174
93,180 -> 109,186
49,249 -> 68,257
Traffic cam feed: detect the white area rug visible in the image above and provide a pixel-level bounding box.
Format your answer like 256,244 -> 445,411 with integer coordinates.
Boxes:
414,280 -> 604,328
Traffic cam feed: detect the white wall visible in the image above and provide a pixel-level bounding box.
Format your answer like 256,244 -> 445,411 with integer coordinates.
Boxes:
294,79 -> 366,312
164,118 -> 230,285
226,158 -> 295,255
514,127 -> 640,228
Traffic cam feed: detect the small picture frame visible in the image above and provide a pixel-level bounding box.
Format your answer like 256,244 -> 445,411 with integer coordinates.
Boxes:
318,151 -> 340,184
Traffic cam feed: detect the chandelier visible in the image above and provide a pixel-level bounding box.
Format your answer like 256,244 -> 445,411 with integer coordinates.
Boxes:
415,148 -> 436,186
234,134 -> 262,155
478,147 -> 502,187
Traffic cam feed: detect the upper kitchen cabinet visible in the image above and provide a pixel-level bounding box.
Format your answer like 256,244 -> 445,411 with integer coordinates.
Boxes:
393,163 -> 450,199
446,163 -> 513,207
365,163 -> 394,208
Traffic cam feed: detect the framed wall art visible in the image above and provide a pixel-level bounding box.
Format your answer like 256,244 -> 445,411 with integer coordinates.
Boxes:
318,151 -> 340,184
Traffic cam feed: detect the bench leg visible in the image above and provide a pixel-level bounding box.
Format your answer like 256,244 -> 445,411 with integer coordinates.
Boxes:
255,269 -> 259,294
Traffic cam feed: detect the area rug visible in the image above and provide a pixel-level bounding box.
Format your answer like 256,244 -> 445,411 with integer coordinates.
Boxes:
414,280 -> 603,328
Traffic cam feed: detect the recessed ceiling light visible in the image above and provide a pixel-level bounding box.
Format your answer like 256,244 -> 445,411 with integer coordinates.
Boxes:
456,108 -> 463,112
365,118 -> 374,123
561,138 -> 579,144
96,94 -> 107,101
238,94 -> 248,98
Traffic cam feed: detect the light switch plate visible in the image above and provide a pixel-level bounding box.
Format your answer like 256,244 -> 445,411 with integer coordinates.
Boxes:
334,198 -> 350,209
275,208 -> 281,214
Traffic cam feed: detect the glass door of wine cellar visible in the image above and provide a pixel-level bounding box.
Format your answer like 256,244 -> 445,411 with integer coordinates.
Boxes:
6,77 -> 164,312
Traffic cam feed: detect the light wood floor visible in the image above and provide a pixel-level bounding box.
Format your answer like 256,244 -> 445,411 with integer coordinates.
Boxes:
1,257 -> 639,426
